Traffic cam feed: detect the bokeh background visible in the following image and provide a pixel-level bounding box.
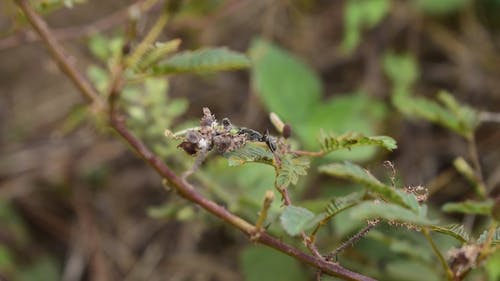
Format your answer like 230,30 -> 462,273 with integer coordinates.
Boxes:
1,0 -> 499,280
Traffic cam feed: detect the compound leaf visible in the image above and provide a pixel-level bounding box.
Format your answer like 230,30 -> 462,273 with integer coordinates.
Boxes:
477,227 -> 500,246
154,47 -> 251,74
349,201 -> 433,225
319,131 -> 397,153
276,155 -> 310,187
428,224 -> 470,243
442,200 -> 493,215
224,143 -> 274,167
319,162 -> 409,207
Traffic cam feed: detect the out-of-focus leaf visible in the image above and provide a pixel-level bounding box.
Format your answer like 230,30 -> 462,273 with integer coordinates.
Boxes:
276,154 -> 310,187
306,92 -> 387,161
86,65 -> 109,94
384,52 -> 479,139
319,131 -> 397,153
368,231 -> 434,262
249,38 -> 321,127
250,39 -> 388,161
153,47 -> 251,74
442,200 -> 493,215
415,0 -> 468,15
88,34 -> 109,61
383,52 -> 419,89
386,260 -> 440,281
0,245 -> 13,269
19,256 -> 60,281
477,227 -> 500,245
453,157 -> 486,198
486,250 -> 500,281
342,0 -> 390,53
319,162 -> 409,207
137,39 -> 181,70
428,224 -> 470,242
59,104 -> 88,134
349,201 -> 433,225
147,201 -> 186,219
224,143 -> 274,167
240,245 -> 307,281
280,205 -> 315,236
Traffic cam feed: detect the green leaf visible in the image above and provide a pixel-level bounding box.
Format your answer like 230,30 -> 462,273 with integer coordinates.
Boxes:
453,157 -> 486,198
383,53 -> 479,139
486,249 -> 500,281
324,191 -> 365,218
19,256 -> 60,281
153,47 -> 251,74
306,92 -> 388,161
415,0 -> 467,15
88,34 -> 109,61
368,231 -> 434,262
342,0 -> 390,53
276,154 -> 310,187
249,39 -> 321,127
136,39 -> 181,71
280,206 -> 315,236
250,39 -> 387,161
428,224 -> 470,243
477,227 -> 500,246
223,143 -> 275,166
349,201 -> 434,225
319,131 -> 397,153
442,200 -> 493,215
385,260 -> 440,281
383,52 -> 419,89
240,245 -> 307,281
319,162 -> 409,207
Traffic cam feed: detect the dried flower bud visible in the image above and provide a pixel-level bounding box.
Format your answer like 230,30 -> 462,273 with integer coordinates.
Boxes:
282,124 -> 292,139
121,42 -> 131,55
185,130 -> 201,143
178,142 -> 198,155
492,196 -> 500,222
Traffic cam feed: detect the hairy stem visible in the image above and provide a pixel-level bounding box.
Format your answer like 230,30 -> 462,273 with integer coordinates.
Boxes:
423,228 -> 454,280
327,220 -> 379,261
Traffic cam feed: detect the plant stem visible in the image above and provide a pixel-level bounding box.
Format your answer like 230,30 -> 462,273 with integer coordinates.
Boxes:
126,7 -> 169,68
423,228 -> 454,280
255,191 -> 274,231
15,0 -> 104,108
326,221 -> 379,261
15,1 -> 377,280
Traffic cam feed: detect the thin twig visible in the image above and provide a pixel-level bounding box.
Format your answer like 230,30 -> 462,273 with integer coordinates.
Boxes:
292,150 -> 325,157
479,111 -> 500,123
423,228 -> 454,280
15,1 -> 376,280
15,0 -> 104,107
255,191 -> 274,231
326,220 -> 379,261
0,0 -> 159,51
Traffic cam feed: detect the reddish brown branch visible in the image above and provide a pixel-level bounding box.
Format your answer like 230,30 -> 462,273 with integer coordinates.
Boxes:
14,1 -> 376,280
1,0 -> 156,51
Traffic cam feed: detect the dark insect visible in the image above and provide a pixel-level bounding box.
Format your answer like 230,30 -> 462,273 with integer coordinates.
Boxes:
178,141 -> 198,155
237,127 -> 277,153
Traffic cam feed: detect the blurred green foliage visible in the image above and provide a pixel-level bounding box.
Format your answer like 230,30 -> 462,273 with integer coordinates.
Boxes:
250,39 -> 388,161
239,245 -> 307,281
